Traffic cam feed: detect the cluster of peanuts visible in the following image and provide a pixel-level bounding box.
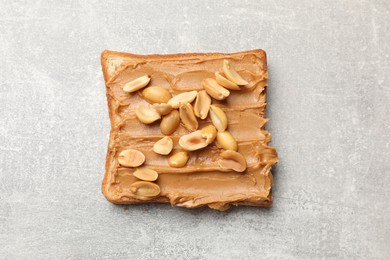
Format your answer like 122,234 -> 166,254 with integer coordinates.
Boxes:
118,60 -> 249,197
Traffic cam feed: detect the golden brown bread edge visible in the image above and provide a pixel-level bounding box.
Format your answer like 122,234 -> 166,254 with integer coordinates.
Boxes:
101,49 -> 276,210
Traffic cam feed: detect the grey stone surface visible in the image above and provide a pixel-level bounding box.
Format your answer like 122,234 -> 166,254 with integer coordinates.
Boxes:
0,0 -> 389,259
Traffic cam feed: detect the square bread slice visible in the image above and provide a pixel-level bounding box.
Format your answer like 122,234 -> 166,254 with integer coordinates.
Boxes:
101,49 -> 278,211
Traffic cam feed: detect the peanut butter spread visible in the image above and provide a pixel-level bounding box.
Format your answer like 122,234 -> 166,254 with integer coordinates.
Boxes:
102,50 -> 278,211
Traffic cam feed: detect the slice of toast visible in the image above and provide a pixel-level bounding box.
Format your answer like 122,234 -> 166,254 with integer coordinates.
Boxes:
101,49 -> 278,211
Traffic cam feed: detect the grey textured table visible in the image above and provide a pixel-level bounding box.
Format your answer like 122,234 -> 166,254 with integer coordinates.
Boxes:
1,1 -> 389,259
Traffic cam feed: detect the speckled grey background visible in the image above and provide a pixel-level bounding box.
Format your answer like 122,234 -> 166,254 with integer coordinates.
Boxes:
1,0 -> 389,259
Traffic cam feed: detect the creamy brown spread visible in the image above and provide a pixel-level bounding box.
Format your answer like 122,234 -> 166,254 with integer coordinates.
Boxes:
102,50 -> 278,211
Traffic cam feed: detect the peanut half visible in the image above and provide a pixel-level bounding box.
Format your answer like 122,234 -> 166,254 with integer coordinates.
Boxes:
200,125 -> 217,144
123,75 -> 151,93
130,181 -> 160,197
209,105 -> 228,132
135,106 -> 161,124
216,131 -> 238,151
202,78 -> 230,100
194,90 -> 211,119
215,72 -> 240,90
153,103 -> 173,116
179,130 -> 208,151
153,136 -> 173,155
168,91 -> 198,109
133,167 -> 159,181
118,149 -> 145,167
141,86 -> 172,104
222,60 -> 248,85
179,103 -> 198,132
218,150 -> 247,172
168,151 -> 189,168
160,110 -> 180,135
